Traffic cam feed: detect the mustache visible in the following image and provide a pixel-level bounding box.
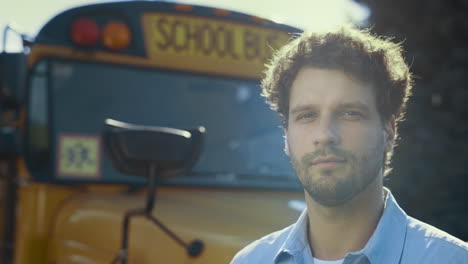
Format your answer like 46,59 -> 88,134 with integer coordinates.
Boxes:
301,147 -> 350,165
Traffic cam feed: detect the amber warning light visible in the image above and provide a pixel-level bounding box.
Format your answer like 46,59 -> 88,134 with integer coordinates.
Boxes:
70,18 -> 100,47
102,21 -> 131,50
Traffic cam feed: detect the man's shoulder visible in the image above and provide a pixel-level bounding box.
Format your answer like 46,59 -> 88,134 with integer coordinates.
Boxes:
230,224 -> 294,264
402,216 -> 468,262
406,216 -> 467,249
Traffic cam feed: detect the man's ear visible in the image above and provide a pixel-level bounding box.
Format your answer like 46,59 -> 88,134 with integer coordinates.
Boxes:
384,116 -> 396,153
284,128 -> 290,156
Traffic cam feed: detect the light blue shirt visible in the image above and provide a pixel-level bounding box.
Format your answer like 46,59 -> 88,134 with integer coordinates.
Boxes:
231,189 -> 468,264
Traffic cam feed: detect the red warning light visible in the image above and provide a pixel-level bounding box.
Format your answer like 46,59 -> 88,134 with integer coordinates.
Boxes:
70,18 -> 100,47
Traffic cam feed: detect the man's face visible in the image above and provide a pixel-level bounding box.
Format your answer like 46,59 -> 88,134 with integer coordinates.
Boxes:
286,67 -> 394,207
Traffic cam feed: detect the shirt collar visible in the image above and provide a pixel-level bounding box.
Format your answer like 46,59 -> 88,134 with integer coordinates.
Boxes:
351,188 -> 408,264
274,207 -> 310,262
273,188 -> 408,264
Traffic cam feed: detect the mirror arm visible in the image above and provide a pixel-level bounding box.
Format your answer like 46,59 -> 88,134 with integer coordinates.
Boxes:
145,215 -> 204,257
111,163 -> 204,264
145,163 -> 157,213
111,208 -> 145,264
144,162 -> 204,257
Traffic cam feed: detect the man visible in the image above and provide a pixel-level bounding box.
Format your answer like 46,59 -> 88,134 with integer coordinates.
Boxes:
231,25 -> 468,264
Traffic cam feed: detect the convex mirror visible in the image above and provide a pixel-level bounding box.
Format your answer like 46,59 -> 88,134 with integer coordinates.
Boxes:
103,119 -> 204,178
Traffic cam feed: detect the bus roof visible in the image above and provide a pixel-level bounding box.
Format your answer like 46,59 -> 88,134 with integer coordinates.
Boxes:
35,1 -> 300,47
31,1 -> 301,79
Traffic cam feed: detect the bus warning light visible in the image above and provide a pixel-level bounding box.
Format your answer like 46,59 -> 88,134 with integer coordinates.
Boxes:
70,18 -> 100,47
102,21 -> 131,51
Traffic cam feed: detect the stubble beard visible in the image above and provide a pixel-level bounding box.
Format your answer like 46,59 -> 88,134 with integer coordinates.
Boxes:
290,143 -> 384,207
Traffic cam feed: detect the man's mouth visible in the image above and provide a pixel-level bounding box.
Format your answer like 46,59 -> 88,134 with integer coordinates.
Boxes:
310,156 -> 347,169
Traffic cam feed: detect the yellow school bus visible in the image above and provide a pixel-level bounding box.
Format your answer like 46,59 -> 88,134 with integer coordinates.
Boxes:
0,1 -> 305,263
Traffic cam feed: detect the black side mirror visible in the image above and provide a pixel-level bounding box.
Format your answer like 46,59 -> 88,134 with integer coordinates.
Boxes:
103,119 -> 206,262
102,119 -> 204,178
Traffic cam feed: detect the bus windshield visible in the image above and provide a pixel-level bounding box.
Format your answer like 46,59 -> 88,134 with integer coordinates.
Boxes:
45,60 -> 298,188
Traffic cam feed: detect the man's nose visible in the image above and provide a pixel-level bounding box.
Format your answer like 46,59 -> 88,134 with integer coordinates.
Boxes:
313,117 -> 340,147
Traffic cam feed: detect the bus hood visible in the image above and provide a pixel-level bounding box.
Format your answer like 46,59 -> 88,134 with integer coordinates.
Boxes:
49,186 -> 304,264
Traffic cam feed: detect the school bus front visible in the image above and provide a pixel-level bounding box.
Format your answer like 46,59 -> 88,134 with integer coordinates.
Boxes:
0,1 -> 304,263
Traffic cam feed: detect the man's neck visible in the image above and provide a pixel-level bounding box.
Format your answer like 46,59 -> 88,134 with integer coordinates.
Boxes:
306,177 -> 385,261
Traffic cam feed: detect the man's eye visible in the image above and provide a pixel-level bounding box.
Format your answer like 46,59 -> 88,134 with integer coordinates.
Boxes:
297,112 -> 317,121
345,111 -> 361,116
343,111 -> 363,119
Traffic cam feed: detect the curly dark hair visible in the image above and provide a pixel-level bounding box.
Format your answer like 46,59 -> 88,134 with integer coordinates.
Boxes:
261,25 -> 414,175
